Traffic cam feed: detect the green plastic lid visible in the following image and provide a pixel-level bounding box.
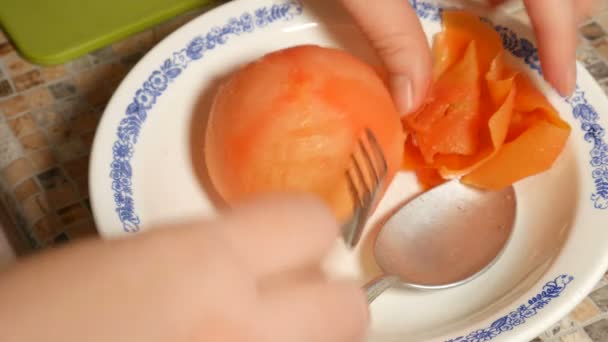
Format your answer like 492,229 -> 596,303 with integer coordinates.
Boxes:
0,0 -> 217,65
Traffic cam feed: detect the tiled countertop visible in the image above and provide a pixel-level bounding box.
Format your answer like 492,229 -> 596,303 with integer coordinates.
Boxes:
0,1 -> 608,341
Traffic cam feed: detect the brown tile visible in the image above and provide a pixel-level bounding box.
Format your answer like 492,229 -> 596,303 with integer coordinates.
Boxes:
32,108 -> 62,128
3,53 -> 36,77
0,95 -> 29,117
57,203 -> 89,225
89,46 -> 116,65
3,158 -> 34,186
13,70 -> 43,91
48,80 -> 77,99
81,130 -> 96,149
0,79 -> 13,98
36,167 -> 67,190
54,96 -> 90,121
590,285 -> 608,311
571,298 -> 602,324
584,319 -> 608,341
66,219 -> 97,239
29,149 -> 57,172
8,113 -> 37,137
41,65 -> 68,82
24,87 -> 54,109
120,52 -> 144,69
112,30 -> 154,57
14,178 -> 40,201
592,39 -> 608,60
0,122 -> 24,169
84,87 -> 113,107
63,156 -> 89,179
19,131 -> 48,152
46,182 -> 79,209
72,112 -> 100,133
32,214 -> 63,242
578,44 -> 602,66
587,61 -> 608,80
52,232 -> 70,245
55,139 -> 86,162
75,177 -> 89,197
22,193 -> 51,223
0,42 -> 14,56
559,329 -> 592,342
580,21 -> 607,41
46,122 -> 72,145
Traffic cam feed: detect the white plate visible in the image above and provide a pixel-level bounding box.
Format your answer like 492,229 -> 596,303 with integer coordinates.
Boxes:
89,0 -> 608,341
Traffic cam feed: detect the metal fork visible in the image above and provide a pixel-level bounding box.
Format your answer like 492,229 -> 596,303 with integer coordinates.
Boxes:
342,128 -> 388,249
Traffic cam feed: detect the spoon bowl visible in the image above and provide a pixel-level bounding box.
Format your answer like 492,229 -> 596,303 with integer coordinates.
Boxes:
366,180 -> 516,303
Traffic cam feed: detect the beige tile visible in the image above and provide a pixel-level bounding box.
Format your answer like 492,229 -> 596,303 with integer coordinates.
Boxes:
24,87 -> 54,109
0,95 -> 29,117
8,114 -> 37,137
571,298 -> 602,324
2,158 -> 34,186
22,193 -> 51,223
14,178 -> 40,201
3,52 -> 36,77
46,183 -> 79,209
559,329 -> 593,342
29,149 -> 57,172
41,65 -> 68,82
0,31 -> 7,44
19,131 -> 48,152
583,318 -> 608,341
13,70 -> 43,92
32,108 -> 62,128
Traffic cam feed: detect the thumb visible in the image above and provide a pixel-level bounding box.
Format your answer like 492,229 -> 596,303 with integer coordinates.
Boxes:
340,0 -> 432,115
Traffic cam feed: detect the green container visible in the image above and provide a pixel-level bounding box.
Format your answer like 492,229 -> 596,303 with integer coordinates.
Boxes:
0,0 -> 217,65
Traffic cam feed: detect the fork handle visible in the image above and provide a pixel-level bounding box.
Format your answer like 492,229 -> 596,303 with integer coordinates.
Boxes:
364,275 -> 401,304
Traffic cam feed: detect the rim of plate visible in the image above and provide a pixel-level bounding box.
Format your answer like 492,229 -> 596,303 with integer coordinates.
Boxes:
89,0 -> 608,341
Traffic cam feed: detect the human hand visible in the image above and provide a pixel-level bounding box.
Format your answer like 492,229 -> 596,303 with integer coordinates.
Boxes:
339,0 -> 597,115
0,194 -> 368,342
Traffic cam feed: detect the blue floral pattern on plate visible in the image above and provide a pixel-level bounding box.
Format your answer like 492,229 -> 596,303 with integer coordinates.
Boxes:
110,0 -> 303,232
106,0 -> 593,340
444,275 -> 574,342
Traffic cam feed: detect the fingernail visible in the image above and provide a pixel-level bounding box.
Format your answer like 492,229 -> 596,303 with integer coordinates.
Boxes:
391,75 -> 415,116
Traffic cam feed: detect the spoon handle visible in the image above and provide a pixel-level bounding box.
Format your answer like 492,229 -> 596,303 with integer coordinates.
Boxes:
364,275 -> 401,304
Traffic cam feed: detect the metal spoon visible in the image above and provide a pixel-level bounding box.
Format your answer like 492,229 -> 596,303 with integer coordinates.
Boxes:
365,180 -> 516,303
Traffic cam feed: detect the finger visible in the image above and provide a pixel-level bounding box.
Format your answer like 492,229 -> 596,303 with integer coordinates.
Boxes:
340,0 -> 432,115
258,280 -> 368,342
257,264 -> 326,293
524,0 -> 577,96
216,193 -> 341,277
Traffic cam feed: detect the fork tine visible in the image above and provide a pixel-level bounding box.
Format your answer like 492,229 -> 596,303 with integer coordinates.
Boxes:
359,134 -> 381,187
351,145 -> 373,208
365,128 -> 388,176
